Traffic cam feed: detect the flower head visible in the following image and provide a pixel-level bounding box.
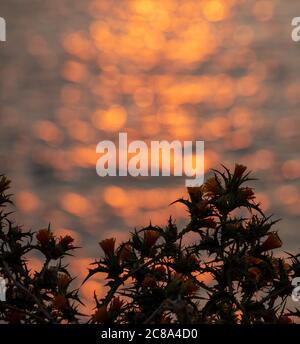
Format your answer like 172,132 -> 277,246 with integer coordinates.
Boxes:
233,164 -> 247,179
36,229 -> 53,246
204,177 -> 219,196
118,243 -> 132,263
240,187 -> 255,200
99,238 -> 116,256
0,176 -> 10,194
59,235 -> 74,249
261,232 -> 282,252
144,230 -> 160,248
187,187 -> 203,202
57,273 -> 71,290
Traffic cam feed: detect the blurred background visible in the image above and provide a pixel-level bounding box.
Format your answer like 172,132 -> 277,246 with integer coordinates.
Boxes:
0,0 -> 300,309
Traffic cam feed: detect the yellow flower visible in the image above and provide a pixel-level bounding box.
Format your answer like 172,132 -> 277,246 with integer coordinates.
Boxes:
99,238 -> 116,256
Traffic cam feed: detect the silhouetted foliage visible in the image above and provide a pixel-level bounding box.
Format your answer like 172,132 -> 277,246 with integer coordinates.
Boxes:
1,165 -> 300,324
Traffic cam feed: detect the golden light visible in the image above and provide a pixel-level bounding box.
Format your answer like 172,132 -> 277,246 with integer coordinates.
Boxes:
92,106 -> 127,132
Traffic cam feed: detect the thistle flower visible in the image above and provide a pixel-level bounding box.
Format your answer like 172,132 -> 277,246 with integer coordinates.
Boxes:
0,175 -> 10,193
36,229 -> 53,246
118,243 -> 132,263
144,230 -> 160,248
99,238 -> 116,256
59,235 -> 74,249
240,187 -> 255,200
204,177 -> 219,196
233,164 -> 247,179
187,186 -> 203,202
260,232 -> 282,252
57,273 -> 71,290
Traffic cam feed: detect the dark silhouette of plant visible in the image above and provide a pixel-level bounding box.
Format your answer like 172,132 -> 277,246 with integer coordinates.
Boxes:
1,165 -> 300,324
0,175 -> 82,324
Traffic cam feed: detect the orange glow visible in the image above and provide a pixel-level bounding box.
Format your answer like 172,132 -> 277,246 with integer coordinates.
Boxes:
252,1 -> 274,22
92,106 -> 127,132
33,120 -> 63,145
275,186 -> 299,206
62,60 -> 87,83
15,191 -> 40,214
282,160 -> 300,180
63,32 -> 95,61
61,193 -> 92,217
103,186 -> 129,208
202,1 -> 229,22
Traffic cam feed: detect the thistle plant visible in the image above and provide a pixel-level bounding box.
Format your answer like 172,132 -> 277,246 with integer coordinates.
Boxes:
87,165 -> 300,324
1,165 -> 300,324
